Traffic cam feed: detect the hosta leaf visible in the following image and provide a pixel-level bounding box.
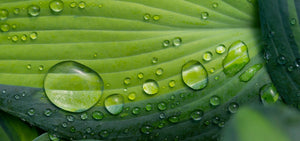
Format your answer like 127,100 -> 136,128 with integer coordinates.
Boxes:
0,0 -> 271,140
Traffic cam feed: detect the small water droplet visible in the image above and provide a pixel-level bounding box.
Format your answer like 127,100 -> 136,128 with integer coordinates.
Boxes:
212,116 -> 220,124
172,37 -> 182,47
26,64 -> 32,70
13,8 -> 20,15
201,12 -> 209,20
11,24 -> 16,29
141,125 -> 153,135
30,32 -> 38,40
159,113 -> 166,119
92,111 -> 104,120
0,23 -> 10,32
14,95 -> 20,100
143,13 -> 151,21
182,60 -> 208,90
168,116 -> 179,123
105,94 -> 124,115
62,122 -> 67,128
218,121 -> 225,128
44,61 -> 104,113
78,1 -> 86,9
212,2 -> 219,8
290,18 -> 297,25
216,44 -> 226,54
99,130 -> 109,138
143,79 -> 159,95
168,80 -> 176,88
128,92 -> 136,101
0,9 -> 9,20
145,103 -> 152,111
287,65 -> 294,72
49,0 -> 64,13
162,40 -> 170,47
132,107 -> 141,115
153,15 -> 160,21
49,133 -> 59,141
260,84 -> 279,105
27,108 -> 35,116
137,72 -> 144,79
85,127 -> 92,134
191,110 -> 203,121
98,4 -> 103,8
22,92 -> 26,97
155,68 -> 164,76
70,126 -> 76,132
152,57 -> 158,64
210,95 -> 220,106
44,109 -> 52,117
203,51 -> 213,61
21,34 -> 28,41
158,102 -> 167,111
223,40 -> 250,76
70,2 -> 77,8
123,77 -> 131,85
228,102 -> 239,113
12,35 -> 19,42
277,55 -> 287,65
38,65 -> 44,71
204,120 -> 210,126
27,5 -> 40,17
80,113 -> 88,120
66,115 -> 75,122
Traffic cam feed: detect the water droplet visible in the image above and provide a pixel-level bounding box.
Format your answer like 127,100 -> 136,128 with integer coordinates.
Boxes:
13,8 -> 20,15
27,108 -> 35,116
203,51 -> 213,61
218,121 -> 225,128
14,95 -> 20,100
44,109 -> 52,117
152,57 -> 158,64
12,35 -> 19,42
223,40 -> 250,76
92,111 -> 104,120
216,44 -> 226,54
239,64 -> 263,82
153,15 -> 160,21
0,23 -> 10,32
66,115 -> 75,122
44,61 -> 104,112
168,116 -> 179,123
212,2 -> 219,8
137,72 -> 144,79
104,94 -> 124,115
143,79 -> 159,95
145,103 -> 152,111
210,95 -> 220,106
0,9 -> 9,20
70,2 -> 77,8
287,65 -> 294,72
158,122 -> 165,128
80,113 -> 88,120
162,40 -> 170,47
228,102 -> 239,113
99,130 -> 109,138
27,5 -> 40,17
172,37 -> 182,47
38,65 -> 44,71
260,84 -> 279,104
168,80 -> 176,88
78,1 -> 86,9
141,125 -> 153,135
201,12 -> 209,20
27,64 -> 32,70
132,107 -> 141,115
2,89 -> 6,94
49,0 -> 64,13
85,127 -> 92,134
290,18 -> 296,25
21,34 -> 28,41
182,60 -> 208,90
123,77 -> 131,85
49,133 -> 59,141
277,55 -> 287,65
191,110 -> 203,121
158,102 -> 167,111
143,13 -> 151,21
30,32 -> 38,40
98,4 -> 103,8
128,92 -> 136,101
70,126 -> 76,132
11,24 -> 16,29
62,122 -> 67,128
204,120 -> 210,126
155,68 -> 164,76
22,92 -> 26,97
159,113 -> 166,119
212,116 -> 220,124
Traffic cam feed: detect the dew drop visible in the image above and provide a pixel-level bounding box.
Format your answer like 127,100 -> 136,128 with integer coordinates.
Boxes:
11,24 -> 16,29
162,40 -> 170,47
203,51 -> 213,61
0,23 -> 10,32
13,8 -> 20,15
38,65 -> 44,71
98,4 -> 103,8
66,115 -> 75,122
30,32 -> 38,40
277,55 -> 287,65
223,40 -> 250,76
44,109 -> 52,117
168,80 -> 176,88
85,127 -> 92,134
123,77 -> 131,85
155,68 -> 164,76
290,18 -> 296,25
62,122 -> 67,128
260,84 -> 279,105
70,2 -> 77,8
104,94 -> 124,115
49,0 -> 64,13
92,111 -> 104,120
228,102 -> 239,113
99,130 -> 109,138
27,5 -> 40,17
210,95 -> 220,106
132,107 -> 141,115
159,113 -> 166,119
27,64 -> 32,70
216,44 -> 226,54
70,126 -> 76,132
158,102 -> 167,111
143,13 -> 151,21
152,57 -> 158,64
145,103 -> 152,111
153,15 -> 160,21
137,72 -> 144,79
287,65 -> 294,72
143,79 -> 159,95
190,110 -> 203,121
141,125 -> 153,135
14,95 -> 20,100
27,108 -> 35,116
212,2 -> 219,8
0,9 -> 9,20
44,61 -> 104,112
239,64 -> 263,82
168,116 -> 179,123
172,37 -> 182,47
201,12 -> 209,20
78,1 -> 86,9
128,92 -> 136,101
80,113 -> 88,120
11,35 -> 19,42
182,60 -> 208,90
21,34 -> 28,41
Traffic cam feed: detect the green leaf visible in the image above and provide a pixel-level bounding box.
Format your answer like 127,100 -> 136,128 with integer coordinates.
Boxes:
0,0 -> 272,140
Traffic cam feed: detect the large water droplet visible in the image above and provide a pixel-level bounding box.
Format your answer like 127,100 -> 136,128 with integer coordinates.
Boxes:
104,94 -> 124,115
49,0 -> 64,13
182,60 -> 208,90
143,79 -> 159,95
190,110 -> 203,121
44,61 -> 104,112
11,35 -> 19,42
216,44 -> 226,54
30,32 -> 38,40
239,64 -> 263,82
162,40 -> 170,47
0,23 -> 10,32
223,40 -> 250,76
260,84 -> 279,105
0,9 -> 9,20
27,5 -> 40,17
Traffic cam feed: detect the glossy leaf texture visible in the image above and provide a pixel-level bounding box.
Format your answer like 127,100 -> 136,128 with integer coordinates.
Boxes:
0,0 -> 271,140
